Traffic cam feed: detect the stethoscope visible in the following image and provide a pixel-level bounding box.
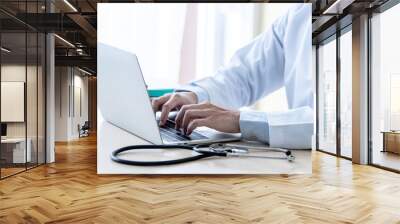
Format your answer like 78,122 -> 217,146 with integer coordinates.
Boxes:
111,143 -> 295,166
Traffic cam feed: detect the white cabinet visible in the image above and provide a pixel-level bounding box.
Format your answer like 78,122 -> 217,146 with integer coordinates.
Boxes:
1,138 -> 32,163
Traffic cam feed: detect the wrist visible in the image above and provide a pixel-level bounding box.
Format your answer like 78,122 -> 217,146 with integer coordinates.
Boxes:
238,111 -> 269,142
232,110 -> 241,133
187,92 -> 198,104
175,84 -> 209,103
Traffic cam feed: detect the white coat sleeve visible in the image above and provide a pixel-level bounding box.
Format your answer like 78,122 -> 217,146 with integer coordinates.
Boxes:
180,4 -> 313,149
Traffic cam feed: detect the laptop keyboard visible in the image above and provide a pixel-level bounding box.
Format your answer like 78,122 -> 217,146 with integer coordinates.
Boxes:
160,119 -> 208,142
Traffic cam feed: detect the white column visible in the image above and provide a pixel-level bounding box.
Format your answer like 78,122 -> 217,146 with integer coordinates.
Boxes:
45,0 -> 56,163
46,33 -> 55,163
352,14 -> 369,164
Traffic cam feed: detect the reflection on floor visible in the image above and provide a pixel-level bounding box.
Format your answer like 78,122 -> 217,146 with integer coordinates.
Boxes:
0,167 -> 25,177
373,150 -> 400,171
318,146 -> 352,159
341,147 -> 352,158
0,162 -> 42,178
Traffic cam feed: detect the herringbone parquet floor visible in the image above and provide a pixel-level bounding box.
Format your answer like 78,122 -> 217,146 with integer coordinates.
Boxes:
1,134 -> 400,224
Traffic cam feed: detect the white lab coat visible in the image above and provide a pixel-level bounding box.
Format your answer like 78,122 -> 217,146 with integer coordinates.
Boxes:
184,4 -> 313,149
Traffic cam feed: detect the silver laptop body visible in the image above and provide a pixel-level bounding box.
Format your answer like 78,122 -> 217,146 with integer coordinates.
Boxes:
98,43 -> 241,145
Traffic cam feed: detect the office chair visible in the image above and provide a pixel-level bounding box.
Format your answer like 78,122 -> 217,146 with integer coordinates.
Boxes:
79,121 -> 90,138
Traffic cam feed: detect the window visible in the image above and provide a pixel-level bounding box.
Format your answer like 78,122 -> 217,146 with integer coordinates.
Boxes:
371,2 -> 400,171
390,74 -> 400,130
318,37 -> 337,154
98,3 -> 258,89
340,29 -> 352,158
98,3 -> 293,90
99,3 -> 292,113
316,28 -> 352,159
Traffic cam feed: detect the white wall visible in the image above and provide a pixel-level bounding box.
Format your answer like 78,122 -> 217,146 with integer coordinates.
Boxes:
55,67 -> 89,141
1,66 -> 26,138
72,74 -> 89,138
1,65 -> 38,138
1,64 -> 46,163
55,66 -> 68,141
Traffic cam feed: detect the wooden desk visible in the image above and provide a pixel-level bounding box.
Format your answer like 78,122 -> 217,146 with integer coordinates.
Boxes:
382,131 -> 400,154
97,112 -> 311,174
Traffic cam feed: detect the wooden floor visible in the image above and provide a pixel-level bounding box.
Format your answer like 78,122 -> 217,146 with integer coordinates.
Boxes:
1,135 -> 400,224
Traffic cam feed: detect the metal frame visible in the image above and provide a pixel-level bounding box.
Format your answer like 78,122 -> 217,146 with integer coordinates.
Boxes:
36,2 -> 39,168
0,21 -> 2,179
44,0 -> 47,166
336,26 -> 341,157
315,44 -> 319,151
25,2 -> 28,172
367,11 -> 373,166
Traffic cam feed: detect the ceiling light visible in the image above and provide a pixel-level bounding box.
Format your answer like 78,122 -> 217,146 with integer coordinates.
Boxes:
1,47 -> 11,53
78,67 -> 93,76
63,0 -> 78,12
54,34 -> 75,48
76,48 -> 85,55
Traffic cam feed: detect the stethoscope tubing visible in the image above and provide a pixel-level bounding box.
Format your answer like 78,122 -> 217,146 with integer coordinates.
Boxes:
111,144 -> 226,166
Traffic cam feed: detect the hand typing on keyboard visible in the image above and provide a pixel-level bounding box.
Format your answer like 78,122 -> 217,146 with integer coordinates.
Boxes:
159,119 -> 208,141
152,92 -> 240,136
152,92 -> 198,126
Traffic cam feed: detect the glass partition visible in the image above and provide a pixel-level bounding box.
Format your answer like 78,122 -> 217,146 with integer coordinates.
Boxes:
0,1 -> 46,179
27,30 -> 38,169
26,0 -> 43,169
0,31 -> 28,177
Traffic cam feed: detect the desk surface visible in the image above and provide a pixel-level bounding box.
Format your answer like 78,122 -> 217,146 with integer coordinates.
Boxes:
381,131 -> 400,134
1,138 -> 27,143
97,112 -> 311,174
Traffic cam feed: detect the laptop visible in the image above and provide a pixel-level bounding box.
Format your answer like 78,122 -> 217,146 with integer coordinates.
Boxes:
98,43 -> 241,145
